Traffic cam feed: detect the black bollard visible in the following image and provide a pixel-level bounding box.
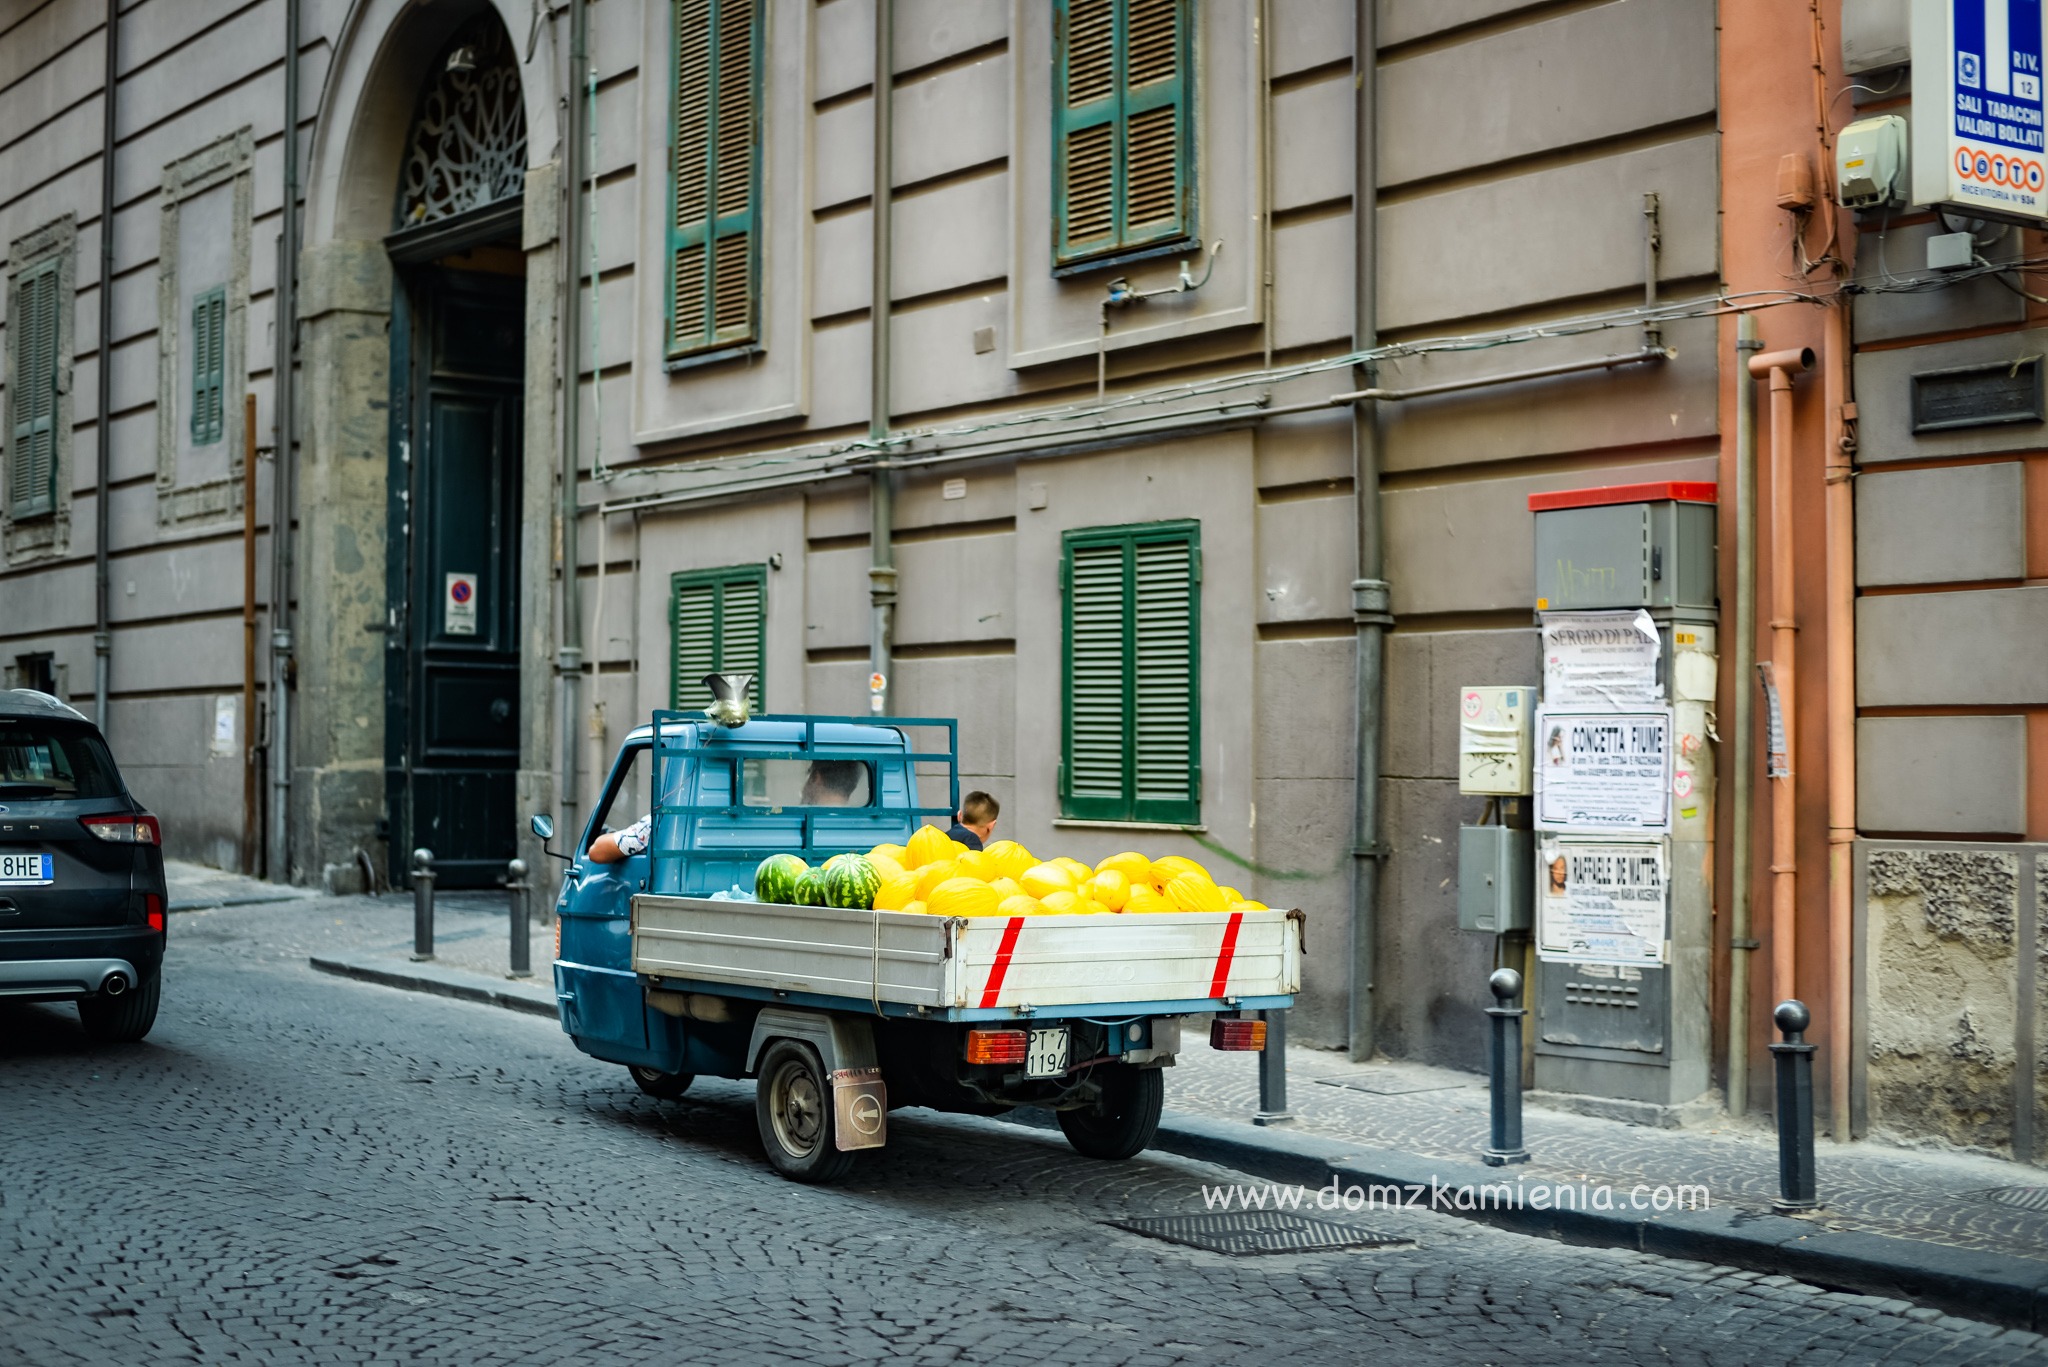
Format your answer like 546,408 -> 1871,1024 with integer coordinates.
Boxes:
1483,968 -> 1530,1166
411,848 -> 435,961
506,857 -> 531,979
1253,1008 -> 1293,1126
1770,999 -> 1819,1211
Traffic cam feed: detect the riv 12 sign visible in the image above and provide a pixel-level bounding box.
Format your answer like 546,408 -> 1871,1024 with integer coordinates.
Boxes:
1936,0 -> 2048,217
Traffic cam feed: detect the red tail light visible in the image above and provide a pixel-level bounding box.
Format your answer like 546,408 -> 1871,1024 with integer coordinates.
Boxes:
83,814 -> 160,845
964,1029 -> 1027,1065
1210,1017 -> 1268,1052
145,893 -> 165,933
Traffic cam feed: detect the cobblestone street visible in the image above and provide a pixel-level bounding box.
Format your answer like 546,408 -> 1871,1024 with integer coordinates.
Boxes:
0,905 -> 2041,1365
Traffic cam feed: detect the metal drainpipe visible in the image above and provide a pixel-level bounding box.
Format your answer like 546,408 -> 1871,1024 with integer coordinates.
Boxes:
1821,301 -> 1855,1143
558,0 -> 587,832
1347,0 -> 1392,1062
868,0 -> 896,717
269,0 -> 299,882
1728,312 -> 1763,1116
92,0 -> 117,729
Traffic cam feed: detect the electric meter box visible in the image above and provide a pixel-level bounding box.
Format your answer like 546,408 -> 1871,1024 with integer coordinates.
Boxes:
1457,685 -> 1532,795
1836,114 -> 1909,209
1458,825 -> 1532,933
1530,481 -> 1717,617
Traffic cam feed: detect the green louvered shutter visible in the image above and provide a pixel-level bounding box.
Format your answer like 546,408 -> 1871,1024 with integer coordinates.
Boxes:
670,564 -> 767,708
191,287 -> 226,445
8,262 -> 59,520
668,0 -> 762,360
1053,0 -> 1194,272
1061,522 -> 1200,823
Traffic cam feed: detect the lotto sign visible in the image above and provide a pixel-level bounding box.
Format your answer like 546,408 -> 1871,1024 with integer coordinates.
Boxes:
1924,0 -> 2048,218
445,572 -> 478,636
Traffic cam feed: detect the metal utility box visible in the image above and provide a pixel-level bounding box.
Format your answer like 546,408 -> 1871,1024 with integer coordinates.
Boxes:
1457,685 -> 1532,796
1457,825 -> 1531,933
1530,482 -> 1717,617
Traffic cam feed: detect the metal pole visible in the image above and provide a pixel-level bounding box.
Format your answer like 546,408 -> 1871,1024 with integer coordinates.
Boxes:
1770,999 -> 1819,1211
1729,313 -> 1763,1117
1483,968 -> 1530,1166
410,848 -> 435,961
1253,1008 -> 1292,1125
558,0 -> 588,842
92,0 -> 118,730
242,394 -> 259,874
269,0 -> 300,884
506,857 -> 531,978
868,0 -> 896,717
1347,0 -> 1390,1063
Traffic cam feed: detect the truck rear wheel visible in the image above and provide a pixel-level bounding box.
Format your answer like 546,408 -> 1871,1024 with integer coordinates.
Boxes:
629,1065 -> 694,1100
755,1039 -> 856,1184
1057,1063 -> 1163,1161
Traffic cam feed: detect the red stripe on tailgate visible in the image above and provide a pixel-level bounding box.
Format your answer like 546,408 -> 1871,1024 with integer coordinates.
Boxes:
1207,912 -> 1245,999
978,916 -> 1029,1008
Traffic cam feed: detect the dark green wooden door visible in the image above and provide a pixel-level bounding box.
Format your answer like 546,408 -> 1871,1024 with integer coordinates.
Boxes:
387,269 -> 524,889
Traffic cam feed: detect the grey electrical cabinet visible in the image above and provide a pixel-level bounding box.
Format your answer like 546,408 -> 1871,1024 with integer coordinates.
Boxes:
1457,825 -> 1531,933
1531,481 -> 1717,617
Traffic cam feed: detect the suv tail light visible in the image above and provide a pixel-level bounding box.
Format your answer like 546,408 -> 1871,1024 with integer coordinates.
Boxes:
145,893 -> 165,933
1210,1017 -> 1267,1052
964,1029 -> 1027,1065
82,814 -> 160,845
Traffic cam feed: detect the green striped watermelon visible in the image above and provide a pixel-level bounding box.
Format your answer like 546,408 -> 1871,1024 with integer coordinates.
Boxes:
794,867 -> 830,907
754,853 -> 809,904
823,854 -> 882,910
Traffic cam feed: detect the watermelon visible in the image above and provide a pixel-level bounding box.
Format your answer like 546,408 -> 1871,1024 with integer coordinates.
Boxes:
822,853 -> 882,910
754,853 -> 808,904
794,867 -> 830,907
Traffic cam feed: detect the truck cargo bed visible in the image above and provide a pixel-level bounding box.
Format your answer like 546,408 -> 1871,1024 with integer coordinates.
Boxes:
630,896 -> 1302,1021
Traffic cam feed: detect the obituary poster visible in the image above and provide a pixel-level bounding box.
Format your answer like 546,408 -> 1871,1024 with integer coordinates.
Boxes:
1534,708 -> 1672,833
1537,836 -> 1668,965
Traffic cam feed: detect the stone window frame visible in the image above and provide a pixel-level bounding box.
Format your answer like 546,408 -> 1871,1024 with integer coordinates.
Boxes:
2,214 -> 77,566
156,128 -> 254,527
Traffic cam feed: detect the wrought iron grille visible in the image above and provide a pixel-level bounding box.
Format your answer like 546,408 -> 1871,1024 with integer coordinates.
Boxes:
394,17 -> 528,229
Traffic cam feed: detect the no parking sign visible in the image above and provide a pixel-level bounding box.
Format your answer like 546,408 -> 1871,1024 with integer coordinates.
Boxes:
445,572 -> 478,636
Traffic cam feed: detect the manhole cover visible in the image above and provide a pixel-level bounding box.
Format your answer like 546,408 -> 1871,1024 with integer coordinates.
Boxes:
1316,1071 -> 1471,1096
1973,1186 -> 2048,1213
1108,1212 -> 1409,1256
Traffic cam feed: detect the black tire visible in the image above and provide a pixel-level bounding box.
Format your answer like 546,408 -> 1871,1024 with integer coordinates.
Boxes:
1057,1063 -> 1163,1161
754,1039 -> 856,1184
76,969 -> 160,1044
629,1065 -> 695,1100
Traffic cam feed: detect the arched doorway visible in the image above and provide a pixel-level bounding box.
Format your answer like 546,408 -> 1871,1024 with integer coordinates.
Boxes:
382,13 -> 528,888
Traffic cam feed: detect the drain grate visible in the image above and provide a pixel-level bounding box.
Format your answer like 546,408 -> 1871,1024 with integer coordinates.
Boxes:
1108,1211 -> 1410,1256
1973,1186 -> 2048,1213
1316,1071 -> 1472,1096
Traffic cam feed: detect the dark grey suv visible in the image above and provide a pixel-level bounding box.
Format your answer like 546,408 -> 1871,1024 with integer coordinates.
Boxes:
0,689 -> 166,1041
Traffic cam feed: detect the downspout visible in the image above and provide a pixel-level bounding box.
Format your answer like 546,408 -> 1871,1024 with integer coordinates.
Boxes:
1822,301 -> 1854,1142
1728,312 -> 1763,1116
1348,0 -> 1392,1062
92,0 -> 117,729
558,0 -> 587,831
269,0 -> 299,881
868,0 -> 896,717
1750,344 -> 1812,1016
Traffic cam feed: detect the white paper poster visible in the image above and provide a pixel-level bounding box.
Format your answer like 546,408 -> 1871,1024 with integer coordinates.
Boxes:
445,572 -> 478,636
1537,837 -> 1668,965
1534,707 -> 1673,832
1540,610 -> 1662,707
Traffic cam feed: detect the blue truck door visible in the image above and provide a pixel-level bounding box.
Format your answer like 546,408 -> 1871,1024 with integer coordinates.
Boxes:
555,742 -> 653,1058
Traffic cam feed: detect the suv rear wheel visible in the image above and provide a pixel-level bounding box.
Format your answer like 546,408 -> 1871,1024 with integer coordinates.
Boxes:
77,968 -> 160,1043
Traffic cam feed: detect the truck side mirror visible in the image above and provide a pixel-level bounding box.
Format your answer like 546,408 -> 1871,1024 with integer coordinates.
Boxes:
530,812 -> 570,863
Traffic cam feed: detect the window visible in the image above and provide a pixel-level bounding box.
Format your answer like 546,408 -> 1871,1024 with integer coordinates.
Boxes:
588,744 -> 649,853
1052,0 -> 1195,274
670,564 -> 766,709
7,259 -> 60,520
667,0 -> 762,361
1060,521 -> 1200,824
0,721 -> 121,799
190,287 -> 226,445
11,652 -> 54,695
738,758 -> 871,808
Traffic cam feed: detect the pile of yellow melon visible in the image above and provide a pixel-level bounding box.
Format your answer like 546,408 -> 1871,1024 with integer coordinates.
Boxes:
863,825 -> 1268,919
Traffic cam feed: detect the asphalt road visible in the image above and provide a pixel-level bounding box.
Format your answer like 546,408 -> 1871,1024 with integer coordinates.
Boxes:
2,908 -> 2043,1366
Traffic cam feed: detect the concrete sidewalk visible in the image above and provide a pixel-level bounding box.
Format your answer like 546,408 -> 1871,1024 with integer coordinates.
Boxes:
164,860 -> 321,913
229,889 -> 2048,1331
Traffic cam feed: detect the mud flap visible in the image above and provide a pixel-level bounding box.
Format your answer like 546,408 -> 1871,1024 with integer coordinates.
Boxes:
832,1067 -> 888,1150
